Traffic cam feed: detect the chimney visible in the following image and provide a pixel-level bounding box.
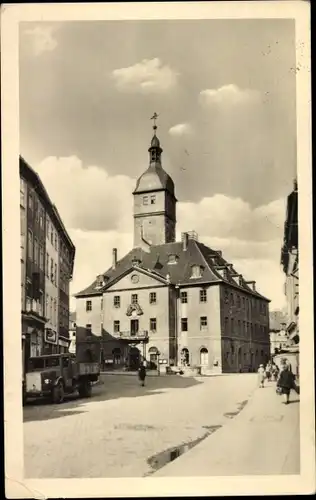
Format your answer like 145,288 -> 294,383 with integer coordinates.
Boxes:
216,250 -> 222,258
112,248 -> 118,269
182,232 -> 189,251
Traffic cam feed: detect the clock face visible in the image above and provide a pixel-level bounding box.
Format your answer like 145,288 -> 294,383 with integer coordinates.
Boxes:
131,274 -> 139,284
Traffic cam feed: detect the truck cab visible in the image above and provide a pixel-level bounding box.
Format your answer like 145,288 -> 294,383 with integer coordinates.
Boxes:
24,353 -> 100,404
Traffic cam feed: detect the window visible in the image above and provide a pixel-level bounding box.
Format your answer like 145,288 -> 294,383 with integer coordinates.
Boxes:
113,295 -> 121,308
230,293 -> 234,305
180,291 -> 188,304
200,289 -> 207,303
191,265 -> 202,279
224,289 -> 229,304
150,318 -> 157,332
238,319 -> 241,333
244,321 -> 246,333
130,319 -> 139,336
53,299 -> 57,324
50,297 -> 53,322
28,192 -> 33,210
54,263 -> 57,285
150,195 -> 156,204
46,252 -> 49,276
51,227 -> 54,244
33,238 -> 38,265
131,294 -> 138,305
39,245 -> 44,270
50,258 -> 54,282
242,297 -> 245,309
55,233 -> 58,250
113,320 -> 120,333
46,294 -> 49,319
143,196 -> 149,205
149,292 -> 157,304
200,316 -> 208,330
231,318 -> 234,333
39,208 -> 44,229
20,179 -> 25,206
86,300 -> 92,312
168,254 -> 178,264
181,318 -> 188,331
224,317 -> 228,332
27,230 -> 33,260
237,295 -> 241,308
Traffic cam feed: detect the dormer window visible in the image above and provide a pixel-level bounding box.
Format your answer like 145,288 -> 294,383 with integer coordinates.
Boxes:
190,265 -> 204,279
168,254 -> 178,265
95,274 -> 105,289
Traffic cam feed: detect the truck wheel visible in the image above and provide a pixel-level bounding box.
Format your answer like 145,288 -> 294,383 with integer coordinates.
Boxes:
52,382 -> 64,404
79,380 -> 92,398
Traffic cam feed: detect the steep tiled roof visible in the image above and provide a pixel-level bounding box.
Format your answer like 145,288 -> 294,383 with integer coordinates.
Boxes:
75,239 -> 270,301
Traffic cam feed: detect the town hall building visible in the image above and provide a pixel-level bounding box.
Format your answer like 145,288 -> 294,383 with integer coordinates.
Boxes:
75,122 -> 270,373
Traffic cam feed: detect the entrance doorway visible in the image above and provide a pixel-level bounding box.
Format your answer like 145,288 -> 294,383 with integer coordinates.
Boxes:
181,348 -> 190,366
129,346 -> 140,370
200,347 -> 209,367
148,346 -> 158,369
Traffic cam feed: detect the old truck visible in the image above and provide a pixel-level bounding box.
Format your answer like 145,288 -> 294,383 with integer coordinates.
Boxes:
23,330 -> 101,404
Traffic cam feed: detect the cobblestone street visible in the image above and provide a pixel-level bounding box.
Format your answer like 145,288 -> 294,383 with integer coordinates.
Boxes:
24,373 -> 258,478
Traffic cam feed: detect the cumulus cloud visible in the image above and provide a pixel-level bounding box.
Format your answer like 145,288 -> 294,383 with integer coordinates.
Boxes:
169,123 -> 193,137
23,25 -> 58,56
199,84 -> 260,107
177,194 -> 286,243
111,58 -> 179,93
35,156 -> 134,233
34,156 -> 286,310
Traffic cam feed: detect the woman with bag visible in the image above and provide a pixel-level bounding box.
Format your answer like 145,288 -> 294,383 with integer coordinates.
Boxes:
276,364 -> 295,404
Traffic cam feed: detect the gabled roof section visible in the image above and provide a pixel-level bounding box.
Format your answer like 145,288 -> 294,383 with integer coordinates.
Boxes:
75,239 -> 270,301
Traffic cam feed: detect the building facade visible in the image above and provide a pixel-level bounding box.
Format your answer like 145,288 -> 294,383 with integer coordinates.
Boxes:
280,179 -> 299,376
68,312 -> 77,354
75,127 -> 270,373
20,157 -> 75,376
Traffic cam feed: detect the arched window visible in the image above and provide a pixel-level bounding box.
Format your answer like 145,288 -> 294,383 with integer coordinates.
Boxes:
181,348 -> 190,366
200,347 -> 209,366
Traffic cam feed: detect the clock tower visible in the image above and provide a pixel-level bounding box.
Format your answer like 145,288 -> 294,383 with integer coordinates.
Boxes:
133,118 -> 177,247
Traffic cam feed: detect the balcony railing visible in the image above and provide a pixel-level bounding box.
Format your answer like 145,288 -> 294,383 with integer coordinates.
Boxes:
114,330 -> 149,340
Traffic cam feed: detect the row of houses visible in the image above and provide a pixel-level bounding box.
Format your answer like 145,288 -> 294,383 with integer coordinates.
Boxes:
20,156 -> 75,377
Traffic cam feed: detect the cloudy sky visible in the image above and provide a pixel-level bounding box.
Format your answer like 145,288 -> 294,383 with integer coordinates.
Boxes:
19,19 -> 297,311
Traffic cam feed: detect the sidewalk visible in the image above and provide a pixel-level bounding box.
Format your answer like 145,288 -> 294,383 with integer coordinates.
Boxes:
154,382 -> 300,476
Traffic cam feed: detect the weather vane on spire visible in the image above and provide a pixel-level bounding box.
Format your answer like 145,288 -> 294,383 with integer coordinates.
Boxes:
150,112 -> 159,132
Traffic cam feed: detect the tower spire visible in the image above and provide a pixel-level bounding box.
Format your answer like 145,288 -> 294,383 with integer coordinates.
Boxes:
149,112 -> 162,164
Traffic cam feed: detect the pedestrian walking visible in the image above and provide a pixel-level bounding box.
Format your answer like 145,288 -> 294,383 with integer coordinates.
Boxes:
276,364 -> 295,404
258,364 -> 265,388
265,362 -> 272,382
271,363 -> 279,381
138,362 -> 147,387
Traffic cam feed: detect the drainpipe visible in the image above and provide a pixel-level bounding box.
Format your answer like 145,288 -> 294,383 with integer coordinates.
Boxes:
112,248 -> 117,269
